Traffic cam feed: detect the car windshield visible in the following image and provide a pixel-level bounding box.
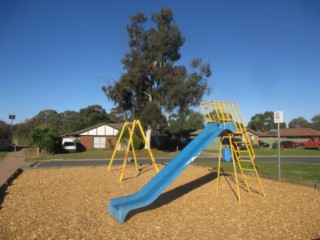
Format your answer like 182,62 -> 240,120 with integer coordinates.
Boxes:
63,142 -> 75,146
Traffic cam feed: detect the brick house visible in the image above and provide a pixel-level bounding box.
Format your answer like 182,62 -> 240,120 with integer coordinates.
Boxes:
259,128 -> 320,139
72,123 -> 122,150
258,128 -> 320,146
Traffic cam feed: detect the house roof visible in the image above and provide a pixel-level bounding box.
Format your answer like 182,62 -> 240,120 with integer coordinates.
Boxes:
259,128 -> 320,138
71,122 -> 123,135
247,128 -> 258,135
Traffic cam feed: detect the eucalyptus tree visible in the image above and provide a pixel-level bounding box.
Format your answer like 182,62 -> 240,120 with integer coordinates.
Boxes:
32,110 -> 62,130
311,114 -> 320,130
247,111 -> 286,131
102,8 -> 211,146
288,117 -> 310,128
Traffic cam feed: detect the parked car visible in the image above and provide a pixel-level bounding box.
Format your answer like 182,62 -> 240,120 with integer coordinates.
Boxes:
298,137 -> 320,149
62,137 -> 77,152
222,137 -> 246,150
258,140 -> 270,148
280,141 -> 299,149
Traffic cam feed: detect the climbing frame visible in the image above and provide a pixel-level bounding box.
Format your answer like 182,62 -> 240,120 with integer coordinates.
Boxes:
200,100 -> 265,202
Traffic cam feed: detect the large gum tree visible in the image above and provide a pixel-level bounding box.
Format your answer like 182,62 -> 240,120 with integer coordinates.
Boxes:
102,8 -> 211,147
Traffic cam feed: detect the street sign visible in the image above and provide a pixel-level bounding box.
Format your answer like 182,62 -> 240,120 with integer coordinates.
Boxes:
274,111 -> 283,123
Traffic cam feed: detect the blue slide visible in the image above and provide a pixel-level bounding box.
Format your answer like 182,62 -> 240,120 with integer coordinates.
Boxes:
108,122 -> 236,223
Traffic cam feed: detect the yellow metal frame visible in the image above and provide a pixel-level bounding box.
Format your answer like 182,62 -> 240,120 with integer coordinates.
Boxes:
107,120 -> 159,182
201,100 -> 265,202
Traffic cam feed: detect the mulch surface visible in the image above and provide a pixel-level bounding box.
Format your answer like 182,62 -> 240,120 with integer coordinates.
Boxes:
0,164 -> 319,240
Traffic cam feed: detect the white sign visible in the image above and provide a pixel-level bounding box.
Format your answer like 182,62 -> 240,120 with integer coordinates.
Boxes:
274,111 -> 284,123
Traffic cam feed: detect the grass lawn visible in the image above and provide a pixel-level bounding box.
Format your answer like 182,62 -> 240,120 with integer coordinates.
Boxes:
0,151 -> 7,158
194,161 -> 320,185
30,146 -> 320,161
0,151 -> 8,162
254,147 -> 320,156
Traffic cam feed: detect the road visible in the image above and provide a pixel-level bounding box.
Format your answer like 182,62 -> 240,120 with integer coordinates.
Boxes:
32,156 -> 320,168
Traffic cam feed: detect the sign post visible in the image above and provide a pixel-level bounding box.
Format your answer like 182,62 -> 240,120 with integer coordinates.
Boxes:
274,111 -> 283,181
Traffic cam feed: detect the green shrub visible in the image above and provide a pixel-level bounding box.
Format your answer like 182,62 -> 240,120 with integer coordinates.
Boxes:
272,141 -> 279,149
117,127 -> 143,150
30,124 -> 59,154
132,134 -> 142,150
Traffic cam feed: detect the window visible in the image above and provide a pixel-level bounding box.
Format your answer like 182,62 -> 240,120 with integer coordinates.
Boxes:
94,137 -> 106,148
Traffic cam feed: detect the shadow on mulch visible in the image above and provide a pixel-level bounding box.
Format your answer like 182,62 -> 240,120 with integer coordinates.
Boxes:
0,168 -> 23,210
126,171 -> 218,221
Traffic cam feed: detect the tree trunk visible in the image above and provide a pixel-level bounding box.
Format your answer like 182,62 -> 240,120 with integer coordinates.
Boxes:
145,125 -> 152,149
144,91 -> 153,149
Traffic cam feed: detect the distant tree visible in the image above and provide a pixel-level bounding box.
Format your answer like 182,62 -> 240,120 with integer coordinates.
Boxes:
108,107 -> 128,123
102,9 -> 211,146
32,110 -> 62,131
78,105 -> 111,128
30,105 -> 111,135
247,111 -> 286,131
14,119 -> 37,140
311,114 -> 320,130
166,110 -> 205,137
0,121 -> 10,139
59,110 -> 80,133
288,117 -> 310,128
30,124 -> 59,154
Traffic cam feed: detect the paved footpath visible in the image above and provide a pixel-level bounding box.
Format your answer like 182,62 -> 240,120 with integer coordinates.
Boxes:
0,148 -> 31,187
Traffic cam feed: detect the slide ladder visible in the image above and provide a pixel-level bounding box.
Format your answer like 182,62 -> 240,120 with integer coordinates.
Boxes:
227,133 -> 265,202
200,100 -> 265,203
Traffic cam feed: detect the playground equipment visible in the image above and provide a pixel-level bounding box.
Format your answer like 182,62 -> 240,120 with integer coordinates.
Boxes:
200,101 -> 265,203
107,120 -> 159,182
108,100 -> 265,223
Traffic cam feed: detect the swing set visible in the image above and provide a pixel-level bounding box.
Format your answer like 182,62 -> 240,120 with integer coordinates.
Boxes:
107,120 -> 159,182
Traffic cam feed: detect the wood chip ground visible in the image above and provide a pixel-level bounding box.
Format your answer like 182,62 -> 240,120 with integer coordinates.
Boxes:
0,165 -> 319,239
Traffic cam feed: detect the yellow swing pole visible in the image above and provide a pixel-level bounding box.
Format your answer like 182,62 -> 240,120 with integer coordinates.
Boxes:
107,122 -> 129,171
136,120 -> 159,173
119,122 -> 136,182
216,137 -> 223,196
130,121 -> 139,172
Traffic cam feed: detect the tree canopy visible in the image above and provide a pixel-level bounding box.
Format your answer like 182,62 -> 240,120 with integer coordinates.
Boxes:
311,114 -> 320,130
288,117 -> 310,128
102,8 -> 211,134
29,105 -> 111,134
0,121 -> 10,139
247,111 -> 286,131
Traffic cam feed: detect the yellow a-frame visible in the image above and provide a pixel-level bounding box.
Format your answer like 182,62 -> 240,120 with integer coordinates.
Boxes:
107,120 -> 159,182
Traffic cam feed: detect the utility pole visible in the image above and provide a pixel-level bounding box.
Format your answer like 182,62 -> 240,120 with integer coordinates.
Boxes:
274,111 -> 284,181
8,114 -> 15,142
9,114 -> 16,155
